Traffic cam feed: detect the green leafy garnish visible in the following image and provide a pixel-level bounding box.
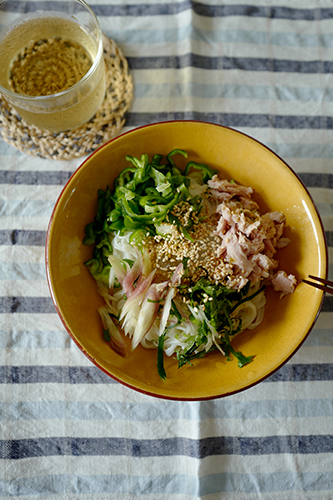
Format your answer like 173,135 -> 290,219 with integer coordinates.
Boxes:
175,277 -> 263,370
157,333 -> 167,380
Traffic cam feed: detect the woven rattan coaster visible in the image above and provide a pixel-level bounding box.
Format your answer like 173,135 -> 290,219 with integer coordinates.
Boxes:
0,35 -> 133,160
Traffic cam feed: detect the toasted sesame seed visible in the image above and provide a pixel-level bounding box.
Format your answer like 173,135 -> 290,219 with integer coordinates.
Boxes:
145,200 -> 241,288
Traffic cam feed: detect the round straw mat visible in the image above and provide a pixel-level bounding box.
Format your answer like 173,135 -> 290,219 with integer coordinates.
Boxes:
0,35 -> 133,160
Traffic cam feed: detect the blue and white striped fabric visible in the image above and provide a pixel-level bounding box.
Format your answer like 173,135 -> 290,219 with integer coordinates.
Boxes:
1,0 -> 333,498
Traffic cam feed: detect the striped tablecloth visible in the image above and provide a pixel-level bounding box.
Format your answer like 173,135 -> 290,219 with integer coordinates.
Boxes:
1,0 -> 333,498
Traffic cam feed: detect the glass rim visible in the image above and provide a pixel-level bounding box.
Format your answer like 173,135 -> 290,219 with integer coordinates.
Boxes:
0,0 -> 104,103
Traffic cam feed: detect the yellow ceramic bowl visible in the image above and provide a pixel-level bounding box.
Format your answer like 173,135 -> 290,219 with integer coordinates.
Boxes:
46,121 -> 327,400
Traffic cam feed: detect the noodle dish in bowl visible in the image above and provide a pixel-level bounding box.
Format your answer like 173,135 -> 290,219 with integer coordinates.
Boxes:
46,121 -> 327,400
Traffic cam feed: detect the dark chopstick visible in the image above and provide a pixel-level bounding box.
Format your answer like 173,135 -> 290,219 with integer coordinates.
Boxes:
301,275 -> 333,295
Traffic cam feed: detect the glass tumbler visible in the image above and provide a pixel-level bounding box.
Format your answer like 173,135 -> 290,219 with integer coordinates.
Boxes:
0,0 -> 106,132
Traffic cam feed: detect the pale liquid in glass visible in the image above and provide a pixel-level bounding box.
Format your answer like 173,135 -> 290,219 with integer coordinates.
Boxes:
0,14 -> 105,131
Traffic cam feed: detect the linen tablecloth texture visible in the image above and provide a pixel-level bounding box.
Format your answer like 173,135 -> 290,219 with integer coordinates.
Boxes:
1,0 -> 333,498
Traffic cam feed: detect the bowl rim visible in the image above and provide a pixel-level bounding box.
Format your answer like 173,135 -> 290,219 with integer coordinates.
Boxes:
45,120 -> 328,401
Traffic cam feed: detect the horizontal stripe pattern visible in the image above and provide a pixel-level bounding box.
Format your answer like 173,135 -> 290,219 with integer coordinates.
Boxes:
126,55 -> 333,73
0,230 -> 47,246
2,397 -> 333,422
125,112 -> 333,129
5,416 -> 333,443
0,366 -> 116,384
6,3 -> 333,20
1,1 -> 333,498
1,364 -> 333,385
0,472 -> 332,497
0,170 -> 73,185
1,434 -> 333,460
133,82 -> 333,102
103,30 -> 333,51
0,297 -> 56,313
102,4 -> 333,20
